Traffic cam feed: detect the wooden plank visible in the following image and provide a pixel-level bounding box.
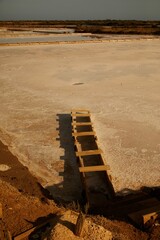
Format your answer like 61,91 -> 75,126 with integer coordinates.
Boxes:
14,219 -> 52,240
72,122 -> 92,126
71,113 -> 90,117
75,212 -> 85,237
72,131 -> 96,137
128,203 -> 160,227
76,149 -> 102,157
143,212 -> 159,226
143,206 -> 160,225
79,165 -> 110,173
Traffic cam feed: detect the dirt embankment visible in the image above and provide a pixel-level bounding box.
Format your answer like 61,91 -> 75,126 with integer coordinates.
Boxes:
0,140 -> 58,236
0,141 -> 160,239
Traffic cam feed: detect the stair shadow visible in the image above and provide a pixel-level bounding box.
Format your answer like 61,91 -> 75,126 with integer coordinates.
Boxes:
46,114 -> 82,203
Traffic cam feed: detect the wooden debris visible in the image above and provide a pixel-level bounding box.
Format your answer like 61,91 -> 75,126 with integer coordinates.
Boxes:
128,203 -> 160,228
14,219 -> 52,240
75,212 -> 85,237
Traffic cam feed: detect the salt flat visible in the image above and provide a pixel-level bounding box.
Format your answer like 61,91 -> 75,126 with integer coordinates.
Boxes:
0,40 -> 160,200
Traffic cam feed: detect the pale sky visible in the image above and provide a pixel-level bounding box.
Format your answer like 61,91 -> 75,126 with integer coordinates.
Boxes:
0,0 -> 160,21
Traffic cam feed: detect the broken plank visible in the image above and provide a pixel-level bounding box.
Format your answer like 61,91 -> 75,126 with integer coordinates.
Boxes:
76,149 -> 102,157
72,131 -> 96,137
13,218 -> 54,240
128,203 -> 160,227
79,165 -> 110,173
143,206 -> 160,225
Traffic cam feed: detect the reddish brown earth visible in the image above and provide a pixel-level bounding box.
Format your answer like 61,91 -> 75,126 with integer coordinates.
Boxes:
0,141 -> 51,199
0,141 -> 59,237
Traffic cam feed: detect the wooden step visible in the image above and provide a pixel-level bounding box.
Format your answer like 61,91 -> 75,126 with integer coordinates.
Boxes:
72,122 -> 92,126
76,149 -> 102,157
71,113 -> 90,117
79,165 -> 110,173
72,131 -> 96,137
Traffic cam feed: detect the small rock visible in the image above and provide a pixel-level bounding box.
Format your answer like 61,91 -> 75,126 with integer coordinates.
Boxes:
0,164 -> 11,171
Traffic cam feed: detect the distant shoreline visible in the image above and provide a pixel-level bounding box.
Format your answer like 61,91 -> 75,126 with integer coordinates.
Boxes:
0,20 -> 160,35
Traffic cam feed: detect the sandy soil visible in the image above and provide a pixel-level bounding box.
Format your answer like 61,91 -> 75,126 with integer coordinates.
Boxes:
49,210 -> 148,240
0,40 -> 160,202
